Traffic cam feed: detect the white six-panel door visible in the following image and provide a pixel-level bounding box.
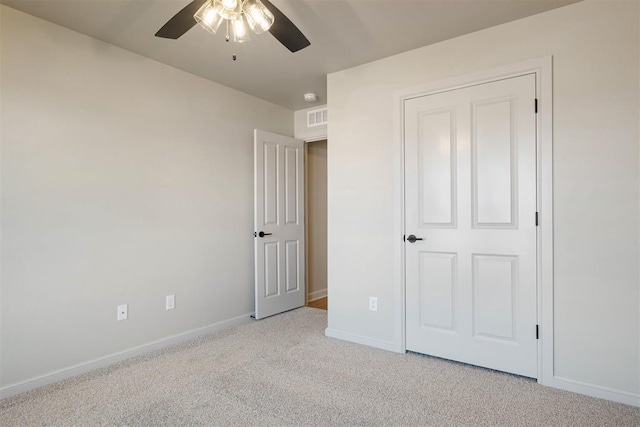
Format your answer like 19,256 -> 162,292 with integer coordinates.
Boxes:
254,130 -> 305,320
404,75 -> 538,378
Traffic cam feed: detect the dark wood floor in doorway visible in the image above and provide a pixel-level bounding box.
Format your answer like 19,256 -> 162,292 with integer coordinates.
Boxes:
307,297 -> 327,310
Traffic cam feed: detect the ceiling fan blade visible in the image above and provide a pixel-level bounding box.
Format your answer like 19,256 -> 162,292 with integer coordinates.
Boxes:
261,0 -> 310,53
155,0 -> 207,39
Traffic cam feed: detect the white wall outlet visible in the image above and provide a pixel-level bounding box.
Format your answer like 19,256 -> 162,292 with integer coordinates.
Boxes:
369,296 -> 378,312
117,304 -> 128,321
166,295 -> 175,310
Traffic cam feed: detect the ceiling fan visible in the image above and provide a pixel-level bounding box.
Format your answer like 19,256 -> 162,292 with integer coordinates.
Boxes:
155,0 -> 310,53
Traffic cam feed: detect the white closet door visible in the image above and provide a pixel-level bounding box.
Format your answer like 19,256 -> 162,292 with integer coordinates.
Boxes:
405,74 -> 538,378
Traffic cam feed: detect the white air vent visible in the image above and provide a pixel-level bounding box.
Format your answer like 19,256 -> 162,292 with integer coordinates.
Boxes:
307,108 -> 328,128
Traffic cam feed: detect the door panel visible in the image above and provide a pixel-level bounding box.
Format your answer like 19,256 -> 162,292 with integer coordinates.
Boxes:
285,146 -> 299,225
254,130 -> 305,319
285,240 -> 300,293
418,108 -> 457,227
472,254 -> 517,341
418,252 -> 457,331
405,74 -> 537,378
472,98 -> 516,226
264,242 -> 279,297
263,142 -> 279,225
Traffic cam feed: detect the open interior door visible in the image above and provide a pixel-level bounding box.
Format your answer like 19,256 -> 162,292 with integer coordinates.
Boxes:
254,130 -> 305,319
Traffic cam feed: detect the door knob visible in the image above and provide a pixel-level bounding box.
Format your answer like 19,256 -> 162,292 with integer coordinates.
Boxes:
406,234 -> 423,243
257,231 -> 272,238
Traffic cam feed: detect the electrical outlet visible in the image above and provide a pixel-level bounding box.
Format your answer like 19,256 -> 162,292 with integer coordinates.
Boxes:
369,296 -> 378,312
117,304 -> 128,321
166,295 -> 175,310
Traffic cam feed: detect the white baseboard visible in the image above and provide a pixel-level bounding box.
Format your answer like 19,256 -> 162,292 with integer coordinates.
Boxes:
543,376 -> 640,407
325,328 -> 402,353
0,312 -> 254,400
324,329 -> 639,408
307,289 -> 327,302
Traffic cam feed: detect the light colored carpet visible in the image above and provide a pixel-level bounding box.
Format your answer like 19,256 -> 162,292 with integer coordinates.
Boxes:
1,307 -> 638,426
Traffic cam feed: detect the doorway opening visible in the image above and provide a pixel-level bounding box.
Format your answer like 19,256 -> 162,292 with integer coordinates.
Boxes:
305,139 -> 328,311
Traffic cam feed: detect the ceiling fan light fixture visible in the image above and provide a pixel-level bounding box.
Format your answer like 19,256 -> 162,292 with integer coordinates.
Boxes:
161,0 -> 310,54
194,1 -> 224,34
215,0 -> 242,20
244,0 -> 275,34
232,14 -> 251,43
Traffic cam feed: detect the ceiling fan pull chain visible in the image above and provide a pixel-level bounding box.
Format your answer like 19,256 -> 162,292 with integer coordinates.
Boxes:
225,19 -> 230,42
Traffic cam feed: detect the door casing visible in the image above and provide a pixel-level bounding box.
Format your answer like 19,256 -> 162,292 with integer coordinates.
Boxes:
393,57 -> 553,386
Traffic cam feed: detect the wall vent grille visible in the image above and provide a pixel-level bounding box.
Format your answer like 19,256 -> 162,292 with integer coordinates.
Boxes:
307,108 -> 328,128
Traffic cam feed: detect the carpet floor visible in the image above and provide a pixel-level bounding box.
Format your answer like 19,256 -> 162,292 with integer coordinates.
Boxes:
1,307 -> 638,426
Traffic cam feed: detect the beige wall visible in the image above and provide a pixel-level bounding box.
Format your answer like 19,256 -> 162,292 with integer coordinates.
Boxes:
306,140 -> 328,301
0,5 -> 293,389
327,0 -> 639,402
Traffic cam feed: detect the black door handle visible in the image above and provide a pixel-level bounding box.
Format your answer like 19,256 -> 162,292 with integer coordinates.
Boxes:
257,231 -> 272,238
406,234 -> 423,243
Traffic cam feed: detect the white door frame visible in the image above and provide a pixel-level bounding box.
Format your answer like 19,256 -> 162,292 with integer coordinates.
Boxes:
393,57 -> 553,386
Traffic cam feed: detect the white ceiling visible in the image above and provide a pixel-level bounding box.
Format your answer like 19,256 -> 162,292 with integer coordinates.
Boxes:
1,0 -> 579,110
